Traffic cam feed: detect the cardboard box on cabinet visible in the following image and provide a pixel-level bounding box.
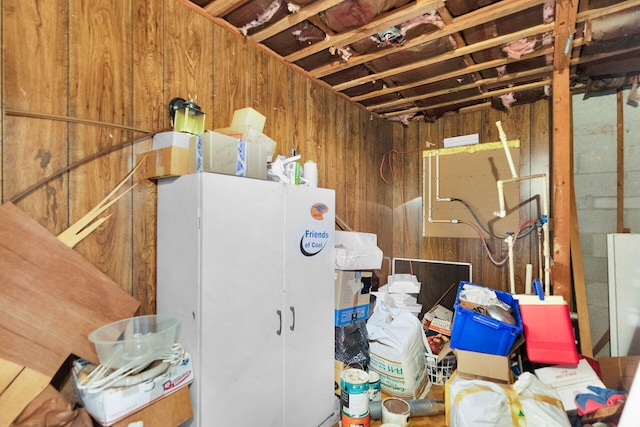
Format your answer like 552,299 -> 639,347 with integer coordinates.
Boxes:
191,131 -> 269,179
138,131 -> 194,179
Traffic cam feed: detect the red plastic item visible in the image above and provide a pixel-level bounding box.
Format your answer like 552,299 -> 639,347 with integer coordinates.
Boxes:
516,294 -> 580,365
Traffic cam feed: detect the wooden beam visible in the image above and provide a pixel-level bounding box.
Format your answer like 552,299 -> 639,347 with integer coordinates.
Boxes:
551,0 -> 578,303
351,46 -> 556,101
312,0 -> 551,78
368,66 -> 553,111
592,328 -> 610,356
617,90 -> 625,233
576,0 -> 640,23
571,183 -> 593,357
553,0 -> 580,73
203,0 -> 249,17
381,79 -> 551,118
284,0 -> 445,62
251,0 -> 345,42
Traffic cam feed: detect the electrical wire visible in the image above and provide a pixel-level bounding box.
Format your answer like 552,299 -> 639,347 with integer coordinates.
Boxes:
459,220 -> 509,266
380,147 -> 427,275
450,197 -> 536,240
458,218 -> 537,267
5,108 -> 168,204
380,146 -> 541,271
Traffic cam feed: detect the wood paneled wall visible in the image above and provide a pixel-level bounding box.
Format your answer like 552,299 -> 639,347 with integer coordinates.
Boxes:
1,0 -> 550,315
1,0 -> 393,315
395,100 -> 551,293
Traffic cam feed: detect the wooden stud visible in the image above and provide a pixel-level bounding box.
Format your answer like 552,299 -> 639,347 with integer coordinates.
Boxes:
571,184 -> 593,357
550,0 -> 578,303
617,90 -> 625,233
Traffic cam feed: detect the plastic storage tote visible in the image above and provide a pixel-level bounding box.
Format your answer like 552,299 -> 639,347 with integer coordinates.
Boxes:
449,281 -> 522,356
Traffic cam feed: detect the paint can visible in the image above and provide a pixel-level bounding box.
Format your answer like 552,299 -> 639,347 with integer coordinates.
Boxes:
341,411 -> 371,427
381,397 -> 410,427
368,371 -> 381,401
340,368 -> 370,418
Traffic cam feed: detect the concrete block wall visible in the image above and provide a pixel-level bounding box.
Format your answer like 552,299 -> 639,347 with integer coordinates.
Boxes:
572,88 -> 640,357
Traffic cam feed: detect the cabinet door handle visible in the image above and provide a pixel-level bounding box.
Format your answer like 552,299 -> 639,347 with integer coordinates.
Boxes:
290,306 -> 295,331
276,309 -> 282,336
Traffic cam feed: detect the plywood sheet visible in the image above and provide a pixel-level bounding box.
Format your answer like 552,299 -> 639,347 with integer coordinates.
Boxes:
0,202 -> 140,377
423,141 -> 521,239
0,358 -> 50,427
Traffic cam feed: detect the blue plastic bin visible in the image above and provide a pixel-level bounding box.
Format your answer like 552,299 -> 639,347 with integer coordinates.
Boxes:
449,281 -> 523,356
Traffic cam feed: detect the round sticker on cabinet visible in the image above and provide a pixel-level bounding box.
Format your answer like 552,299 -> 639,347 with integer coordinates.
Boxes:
310,203 -> 329,220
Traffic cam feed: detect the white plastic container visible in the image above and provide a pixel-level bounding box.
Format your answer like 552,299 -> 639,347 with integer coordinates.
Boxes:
88,315 -> 181,369
230,107 -> 266,133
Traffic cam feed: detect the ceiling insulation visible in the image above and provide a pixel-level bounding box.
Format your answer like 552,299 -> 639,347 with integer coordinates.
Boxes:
190,0 -> 640,122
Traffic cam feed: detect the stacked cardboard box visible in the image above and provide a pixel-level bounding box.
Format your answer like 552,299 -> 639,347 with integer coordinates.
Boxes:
374,274 -> 422,316
335,270 -> 373,326
333,231 -> 383,395
139,107 -> 276,180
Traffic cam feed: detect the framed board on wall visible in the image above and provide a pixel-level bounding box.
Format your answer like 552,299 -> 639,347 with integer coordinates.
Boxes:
423,141 -> 523,239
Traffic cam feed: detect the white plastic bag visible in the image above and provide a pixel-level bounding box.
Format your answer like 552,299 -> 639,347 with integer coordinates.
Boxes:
450,372 -> 571,427
335,231 -> 383,270
367,301 -> 429,398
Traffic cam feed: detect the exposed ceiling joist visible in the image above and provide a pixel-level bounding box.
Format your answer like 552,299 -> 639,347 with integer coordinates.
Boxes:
382,78 -> 552,118
284,0 -> 446,62
333,22 -> 554,91
351,46 -> 557,101
368,66 -> 553,111
204,0 -> 248,17
251,0 -> 345,42
312,0 -> 550,78
188,0 -> 640,122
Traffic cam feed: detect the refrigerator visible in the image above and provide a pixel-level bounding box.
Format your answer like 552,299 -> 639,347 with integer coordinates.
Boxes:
156,172 -> 337,426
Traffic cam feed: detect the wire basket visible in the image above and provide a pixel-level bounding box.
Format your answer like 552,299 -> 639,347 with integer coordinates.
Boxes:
425,353 -> 456,386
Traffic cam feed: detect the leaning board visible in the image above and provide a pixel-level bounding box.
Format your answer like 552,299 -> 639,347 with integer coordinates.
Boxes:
0,357 -> 50,427
0,202 -> 140,377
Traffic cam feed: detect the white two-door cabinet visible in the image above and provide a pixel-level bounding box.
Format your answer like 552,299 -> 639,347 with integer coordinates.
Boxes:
156,172 -> 337,426
607,233 -> 640,356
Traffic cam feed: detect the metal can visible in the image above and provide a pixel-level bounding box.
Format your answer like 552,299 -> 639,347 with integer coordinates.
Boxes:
340,368 -> 370,418
341,410 -> 370,427
368,371 -> 381,401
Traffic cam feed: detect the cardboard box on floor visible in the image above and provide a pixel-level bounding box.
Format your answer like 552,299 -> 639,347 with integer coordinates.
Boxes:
534,358 -> 606,413
112,386 -> 192,427
440,335 -> 524,384
599,356 -> 640,392
73,353 -> 194,426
